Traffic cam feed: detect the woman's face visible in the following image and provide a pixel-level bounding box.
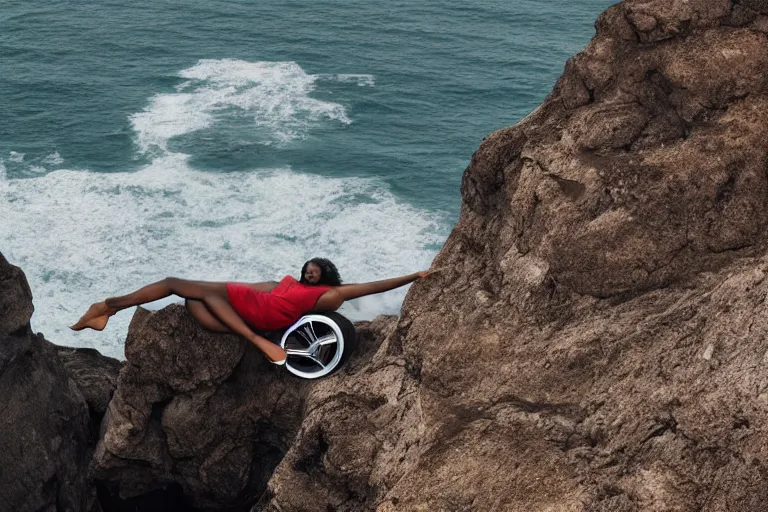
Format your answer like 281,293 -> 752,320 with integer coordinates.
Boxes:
304,262 -> 322,284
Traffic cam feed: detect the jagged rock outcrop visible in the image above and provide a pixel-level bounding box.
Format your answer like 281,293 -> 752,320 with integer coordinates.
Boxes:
258,2 -> 768,510
255,316 -> 401,511
0,252 -> 34,337
89,306 -> 395,511
1,249 -> 390,511
90,305 -> 309,510
0,253 -> 99,512
56,346 -> 123,434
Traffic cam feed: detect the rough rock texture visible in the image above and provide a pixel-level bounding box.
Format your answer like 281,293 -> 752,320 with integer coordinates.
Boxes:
91,305 -> 310,510
259,2 -> 768,511
7,2 -> 768,511
0,252 -> 33,336
0,253 -> 98,512
56,346 -> 122,432
255,316 -> 401,511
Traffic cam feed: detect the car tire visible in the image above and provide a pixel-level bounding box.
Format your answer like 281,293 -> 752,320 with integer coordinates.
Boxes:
279,312 -> 357,379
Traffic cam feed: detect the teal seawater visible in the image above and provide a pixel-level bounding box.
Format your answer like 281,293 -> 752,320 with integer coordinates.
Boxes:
1,0 -> 616,357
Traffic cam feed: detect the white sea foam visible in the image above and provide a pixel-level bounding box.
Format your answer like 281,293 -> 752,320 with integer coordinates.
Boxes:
1,156 -> 443,358
42,152 -> 64,166
317,74 -> 376,87
131,60 -> 352,153
6,151 -> 64,176
3,59 -> 444,359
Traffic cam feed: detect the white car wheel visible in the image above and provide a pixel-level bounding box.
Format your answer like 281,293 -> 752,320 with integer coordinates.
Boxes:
279,313 -> 354,379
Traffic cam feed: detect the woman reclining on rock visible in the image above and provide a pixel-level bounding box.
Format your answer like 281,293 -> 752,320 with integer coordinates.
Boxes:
71,258 -> 437,365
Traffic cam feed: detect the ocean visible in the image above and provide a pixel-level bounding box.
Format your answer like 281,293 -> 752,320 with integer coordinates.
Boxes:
1,0 -> 615,358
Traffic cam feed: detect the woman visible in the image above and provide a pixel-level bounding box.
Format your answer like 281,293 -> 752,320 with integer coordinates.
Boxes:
71,258 -> 438,365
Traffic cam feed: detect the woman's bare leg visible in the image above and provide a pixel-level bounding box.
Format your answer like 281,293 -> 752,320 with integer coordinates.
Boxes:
70,278 -> 224,331
71,278 -> 287,364
197,294 -> 286,363
186,299 -> 230,333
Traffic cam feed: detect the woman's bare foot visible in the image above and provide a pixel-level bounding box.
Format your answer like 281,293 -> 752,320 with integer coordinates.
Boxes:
266,345 -> 287,365
70,302 -> 115,331
262,343 -> 288,366
250,335 -> 287,364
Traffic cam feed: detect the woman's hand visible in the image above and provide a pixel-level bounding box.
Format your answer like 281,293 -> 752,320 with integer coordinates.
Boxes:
329,268 -> 445,303
416,268 -> 443,279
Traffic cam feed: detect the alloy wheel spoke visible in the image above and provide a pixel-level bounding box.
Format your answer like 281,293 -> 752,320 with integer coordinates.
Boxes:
307,355 -> 326,369
308,333 -> 337,351
308,321 -> 319,342
285,348 -> 312,356
282,317 -> 346,377
296,328 -> 313,346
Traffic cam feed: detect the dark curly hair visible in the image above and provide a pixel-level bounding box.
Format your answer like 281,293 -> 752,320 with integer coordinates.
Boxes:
300,258 -> 343,286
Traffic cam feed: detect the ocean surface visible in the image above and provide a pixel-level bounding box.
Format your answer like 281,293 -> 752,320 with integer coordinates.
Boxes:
1,0 -> 615,358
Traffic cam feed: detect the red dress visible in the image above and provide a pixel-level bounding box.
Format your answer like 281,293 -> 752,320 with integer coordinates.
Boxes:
226,276 -> 331,331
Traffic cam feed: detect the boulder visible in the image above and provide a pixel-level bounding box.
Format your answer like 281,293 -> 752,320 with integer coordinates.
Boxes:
56,346 -> 122,432
0,253 -> 97,512
91,305 -> 309,510
0,252 -> 33,336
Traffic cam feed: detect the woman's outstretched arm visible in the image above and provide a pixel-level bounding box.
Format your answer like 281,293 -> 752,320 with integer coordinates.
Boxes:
336,271 -> 434,300
314,269 -> 440,311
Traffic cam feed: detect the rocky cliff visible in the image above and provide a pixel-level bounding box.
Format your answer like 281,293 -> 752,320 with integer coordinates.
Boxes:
259,1 -> 768,510
0,253 -> 119,512
4,1 -> 768,511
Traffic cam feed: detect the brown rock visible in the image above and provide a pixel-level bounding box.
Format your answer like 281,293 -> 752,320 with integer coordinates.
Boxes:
624,0 -> 731,42
258,1 -> 768,511
56,346 -> 122,427
91,305 -> 308,510
255,317 -> 401,511
0,252 -> 34,336
727,4 -> 759,26
628,10 -> 658,33
742,0 -> 768,15
568,103 -> 649,150
752,14 -> 768,32
0,342 -> 101,508
0,253 -> 99,512
553,61 -> 591,111
0,332 -> 99,512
